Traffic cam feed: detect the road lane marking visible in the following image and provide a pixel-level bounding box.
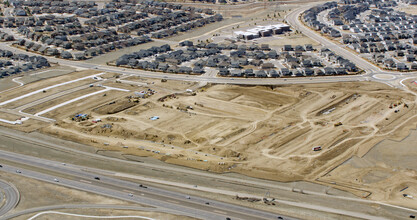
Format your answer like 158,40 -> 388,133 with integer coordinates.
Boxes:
166,200 -> 180,204
213,210 -> 228,215
79,179 -> 91,184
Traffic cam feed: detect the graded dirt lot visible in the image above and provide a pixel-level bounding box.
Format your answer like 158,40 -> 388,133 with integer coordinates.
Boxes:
0,112 -> 22,121
397,5 -> 417,15
2,68 -> 417,208
0,70 -> 104,106
14,75 -> 411,201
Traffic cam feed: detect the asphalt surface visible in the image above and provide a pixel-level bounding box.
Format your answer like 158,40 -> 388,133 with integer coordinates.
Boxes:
285,4 -> 379,73
0,150 -> 294,220
0,180 -> 19,217
284,3 -> 417,89
0,39 -> 413,89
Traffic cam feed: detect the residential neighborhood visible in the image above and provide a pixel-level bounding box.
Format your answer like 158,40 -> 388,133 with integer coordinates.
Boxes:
2,0 -> 223,60
303,0 -> 417,71
0,49 -> 50,78
115,40 -> 358,77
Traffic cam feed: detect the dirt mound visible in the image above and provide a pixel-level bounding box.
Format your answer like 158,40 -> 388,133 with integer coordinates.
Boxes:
220,149 -> 241,158
94,99 -> 137,114
106,116 -> 127,122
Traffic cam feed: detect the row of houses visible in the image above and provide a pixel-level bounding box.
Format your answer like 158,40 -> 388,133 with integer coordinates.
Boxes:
0,31 -> 14,42
0,49 -> 50,78
371,53 -> 417,70
115,41 -> 357,77
116,44 -> 172,66
185,41 -> 272,51
303,1 -> 339,36
150,14 -> 223,39
15,35 -> 151,60
3,15 -> 83,29
218,67 -> 348,78
11,0 -> 96,16
84,10 -> 148,29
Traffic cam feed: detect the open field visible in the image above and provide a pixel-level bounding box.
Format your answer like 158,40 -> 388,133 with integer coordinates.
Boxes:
0,112 -> 22,121
396,5 -> 417,15
0,171 -> 135,215
19,66 -> 77,84
264,34 -> 320,46
0,118 -> 49,132
18,209 -> 196,220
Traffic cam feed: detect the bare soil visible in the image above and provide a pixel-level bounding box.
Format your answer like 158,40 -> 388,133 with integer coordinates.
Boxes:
0,171 -> 134,215
2,69 -> 417,207
17,209 -> 195,220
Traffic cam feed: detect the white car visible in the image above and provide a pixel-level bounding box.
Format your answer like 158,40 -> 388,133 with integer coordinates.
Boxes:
54,178 -> 59,182
128,193 -> 133,197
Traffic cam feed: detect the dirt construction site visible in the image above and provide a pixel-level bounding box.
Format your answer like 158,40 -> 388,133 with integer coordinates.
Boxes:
1,69 -> 417,209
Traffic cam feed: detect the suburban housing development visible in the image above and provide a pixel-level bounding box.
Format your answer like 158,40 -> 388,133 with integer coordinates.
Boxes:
0,0 -> 417,219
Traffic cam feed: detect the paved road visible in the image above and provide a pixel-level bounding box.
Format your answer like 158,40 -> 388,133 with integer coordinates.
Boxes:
285,4 -> 380,73
1,31 -> 417,92
0,151 -> 293,220
1,127 -> 416,219
284,3 -> 417,89
0,43 -> 396,88
0,180 -> 19,217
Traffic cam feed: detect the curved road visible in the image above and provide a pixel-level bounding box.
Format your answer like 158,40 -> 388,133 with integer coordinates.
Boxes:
0,159 -> 293,220
0,180 -> 19,217
2,204 -> 176,220
285,4 -> 380,73
284,2 -> 417,89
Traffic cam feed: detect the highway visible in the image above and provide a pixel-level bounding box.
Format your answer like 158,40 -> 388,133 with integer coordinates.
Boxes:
0,180 -> 19,217
0,127 -> 416,219
0,150 -> 294,220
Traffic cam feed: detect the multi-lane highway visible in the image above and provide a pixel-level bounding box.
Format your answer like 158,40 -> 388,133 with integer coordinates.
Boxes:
0,151 -> 289,219
0,180 -> 19,217
0,150 -> 294,220
0,127 -> 416,219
